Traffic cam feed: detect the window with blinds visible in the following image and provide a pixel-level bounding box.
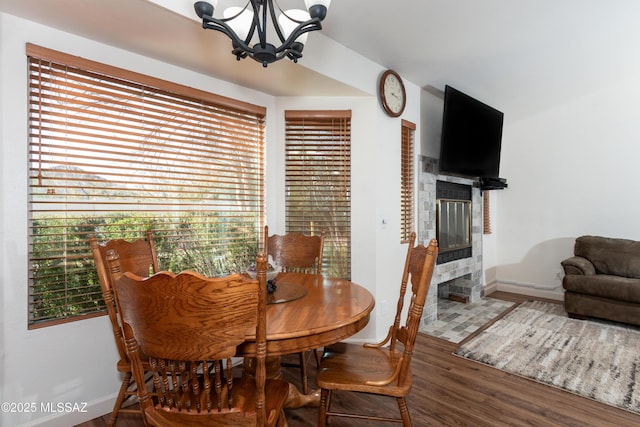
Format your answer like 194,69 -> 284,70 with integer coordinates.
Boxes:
401,120 -> 416,243
284,110 -> 351,279
27,44 -> 266,328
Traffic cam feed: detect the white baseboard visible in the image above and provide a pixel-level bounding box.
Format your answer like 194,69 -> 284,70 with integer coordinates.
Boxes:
484,281 -> 498,295
488,279 -> 564,301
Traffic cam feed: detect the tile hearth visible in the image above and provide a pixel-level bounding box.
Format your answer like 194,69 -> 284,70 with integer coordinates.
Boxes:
419,297 -> 515,343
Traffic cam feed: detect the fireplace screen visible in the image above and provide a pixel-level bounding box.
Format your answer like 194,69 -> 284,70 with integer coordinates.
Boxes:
436,199 -> 471,252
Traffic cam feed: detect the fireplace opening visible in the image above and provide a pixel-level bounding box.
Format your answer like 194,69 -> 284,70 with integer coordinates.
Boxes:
436,181 -> 472,264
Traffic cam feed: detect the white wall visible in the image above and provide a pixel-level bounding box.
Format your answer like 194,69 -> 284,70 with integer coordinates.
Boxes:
1,11 -> 423,426
489,76 -> 640,299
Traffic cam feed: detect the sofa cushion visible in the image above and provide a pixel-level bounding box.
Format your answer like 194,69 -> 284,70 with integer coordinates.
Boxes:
563,274 -> 640,304
575,235 -> 640,279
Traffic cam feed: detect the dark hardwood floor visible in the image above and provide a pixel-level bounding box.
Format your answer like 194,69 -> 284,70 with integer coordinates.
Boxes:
76,292 -> 640,426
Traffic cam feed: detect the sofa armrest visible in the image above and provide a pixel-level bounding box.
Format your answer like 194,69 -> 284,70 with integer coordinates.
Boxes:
561,256 -> 596,276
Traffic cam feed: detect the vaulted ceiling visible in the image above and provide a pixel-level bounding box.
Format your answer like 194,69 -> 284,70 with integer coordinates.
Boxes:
2,0 -> 640,122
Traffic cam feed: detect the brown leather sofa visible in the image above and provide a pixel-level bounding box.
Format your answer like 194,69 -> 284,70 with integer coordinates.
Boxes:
561,235 -> 640,326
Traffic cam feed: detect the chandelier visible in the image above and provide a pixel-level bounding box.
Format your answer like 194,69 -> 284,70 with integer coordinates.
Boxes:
194,1 -> 331,67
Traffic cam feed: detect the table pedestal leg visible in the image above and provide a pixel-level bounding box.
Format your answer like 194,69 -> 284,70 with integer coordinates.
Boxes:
243,356 -> 320,408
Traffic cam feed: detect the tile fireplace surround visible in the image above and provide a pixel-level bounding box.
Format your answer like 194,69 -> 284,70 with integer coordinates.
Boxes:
418,156 -> 484,325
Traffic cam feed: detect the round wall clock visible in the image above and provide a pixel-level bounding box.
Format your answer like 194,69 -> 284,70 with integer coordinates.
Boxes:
378,69 -> 406,117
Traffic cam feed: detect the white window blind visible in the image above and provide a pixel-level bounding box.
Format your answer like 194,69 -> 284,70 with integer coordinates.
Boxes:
27,44 -> 265,328
284,110 -> 351,279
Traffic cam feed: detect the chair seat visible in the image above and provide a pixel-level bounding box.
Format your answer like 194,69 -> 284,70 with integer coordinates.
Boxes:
317,342 -> 411,397
145,376 -> 289,427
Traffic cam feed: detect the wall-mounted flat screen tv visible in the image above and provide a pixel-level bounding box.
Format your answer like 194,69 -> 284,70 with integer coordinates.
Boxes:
439,85 -> 504,179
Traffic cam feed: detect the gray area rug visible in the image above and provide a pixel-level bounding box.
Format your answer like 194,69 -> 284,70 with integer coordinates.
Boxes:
454,300 -> 640,414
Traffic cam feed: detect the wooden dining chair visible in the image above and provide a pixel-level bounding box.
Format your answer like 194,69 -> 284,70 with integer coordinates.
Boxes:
264,225 -> 325,275
89,231 -> 159,426
264,225 -> 325,394
316,233 -> 438,427
108,251 -> 289,427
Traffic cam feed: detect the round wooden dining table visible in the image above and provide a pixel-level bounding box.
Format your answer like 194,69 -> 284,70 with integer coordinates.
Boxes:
237,272 -> 375,407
